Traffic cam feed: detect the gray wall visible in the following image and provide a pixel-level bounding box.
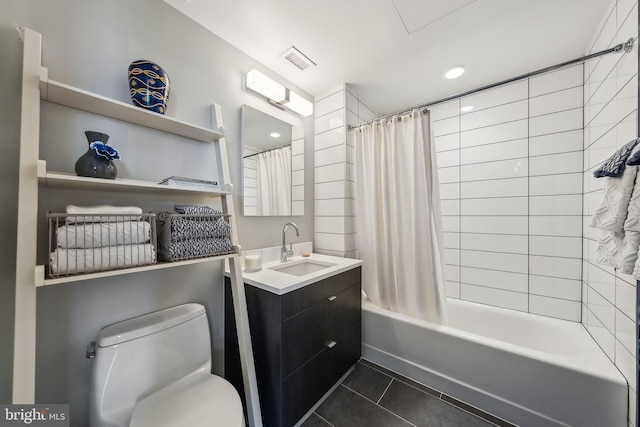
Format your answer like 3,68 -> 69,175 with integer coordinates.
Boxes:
0,6 -> 22,407
0,1 -> 314,425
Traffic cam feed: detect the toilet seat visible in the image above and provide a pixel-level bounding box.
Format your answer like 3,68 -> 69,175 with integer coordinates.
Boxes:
129,372 -> 244,427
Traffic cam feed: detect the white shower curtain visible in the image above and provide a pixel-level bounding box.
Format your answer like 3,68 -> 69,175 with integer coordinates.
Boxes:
353,109 -> 447,323
256,146 -> 292,216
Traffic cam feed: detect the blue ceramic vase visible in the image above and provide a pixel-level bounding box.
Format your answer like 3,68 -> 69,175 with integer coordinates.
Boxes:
75,131 -> 118,180
128,60 -> 170,115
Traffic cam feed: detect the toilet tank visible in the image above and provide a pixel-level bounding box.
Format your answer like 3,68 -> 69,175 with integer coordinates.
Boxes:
89,303 -> 212,427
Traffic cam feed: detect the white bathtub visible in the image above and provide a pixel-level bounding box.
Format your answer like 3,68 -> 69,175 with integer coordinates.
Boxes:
362,297 -> 628,427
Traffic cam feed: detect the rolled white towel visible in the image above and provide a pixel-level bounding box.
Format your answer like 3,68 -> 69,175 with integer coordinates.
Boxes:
49,244 -> 155,275
65,205 -> 143,223
56,221 -> 151,248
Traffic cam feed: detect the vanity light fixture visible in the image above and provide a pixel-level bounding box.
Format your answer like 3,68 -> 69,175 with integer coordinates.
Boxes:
445,66 -> 465,79
270,132 -> 281,138
245,69 -> 314,117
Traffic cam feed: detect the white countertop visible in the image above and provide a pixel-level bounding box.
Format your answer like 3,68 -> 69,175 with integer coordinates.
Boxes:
225,251 -> 362,295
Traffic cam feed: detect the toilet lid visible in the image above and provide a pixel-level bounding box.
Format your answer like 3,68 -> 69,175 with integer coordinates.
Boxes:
129,372 -> 244,427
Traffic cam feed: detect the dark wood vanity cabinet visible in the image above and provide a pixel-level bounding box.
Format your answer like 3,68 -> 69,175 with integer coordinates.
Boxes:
225,266 -> 362,427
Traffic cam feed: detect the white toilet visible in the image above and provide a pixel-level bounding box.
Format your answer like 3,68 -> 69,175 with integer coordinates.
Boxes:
89,303 -> 244,427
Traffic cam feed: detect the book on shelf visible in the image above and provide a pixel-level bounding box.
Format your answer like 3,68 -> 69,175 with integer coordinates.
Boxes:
159,176 -> 220,190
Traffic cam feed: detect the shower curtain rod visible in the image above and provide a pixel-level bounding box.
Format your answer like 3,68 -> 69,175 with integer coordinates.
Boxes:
348,37 -> 635,131
243,143 -> 291,159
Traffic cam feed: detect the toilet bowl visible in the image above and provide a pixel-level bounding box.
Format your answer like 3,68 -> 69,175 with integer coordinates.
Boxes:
88,303 -> 244,427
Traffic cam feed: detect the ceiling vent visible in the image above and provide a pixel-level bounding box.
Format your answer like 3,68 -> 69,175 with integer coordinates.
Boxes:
280,46 -> 316,71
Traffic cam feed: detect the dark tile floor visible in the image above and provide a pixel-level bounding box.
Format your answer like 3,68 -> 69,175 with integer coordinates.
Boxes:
301,359 -> 516,427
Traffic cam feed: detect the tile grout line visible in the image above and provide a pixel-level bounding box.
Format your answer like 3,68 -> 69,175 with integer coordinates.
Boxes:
359,360 -> 515,426
340,383 -> 418,427
360,361 -> 442,399
314,413 -> 335,427
527,75 -> 531,315
457,97 -> 462,300
376,377 -> 394,405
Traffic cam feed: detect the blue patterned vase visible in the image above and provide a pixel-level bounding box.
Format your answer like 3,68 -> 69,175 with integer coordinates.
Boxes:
128,60 -> 170,115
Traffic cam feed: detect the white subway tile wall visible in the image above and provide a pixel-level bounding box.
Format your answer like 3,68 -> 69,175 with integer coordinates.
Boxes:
314,85 -> 377,258
434,100 -> 462,298
243,146 -> 258,216
432,66 -> 584,321
292,126 -> 305,216
583,1 -> 638,424
314,87 -> 348,256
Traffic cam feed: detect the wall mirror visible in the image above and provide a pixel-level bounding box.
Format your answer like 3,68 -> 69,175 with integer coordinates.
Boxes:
242,105 -> 304,216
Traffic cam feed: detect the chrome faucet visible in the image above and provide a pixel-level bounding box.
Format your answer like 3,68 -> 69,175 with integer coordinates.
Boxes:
281,222 -> 300,262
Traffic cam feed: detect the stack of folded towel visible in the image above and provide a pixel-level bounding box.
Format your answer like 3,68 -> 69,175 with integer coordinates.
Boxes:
49,205 -> 156,276
158,204 -> 232,261
590,138 -> 640,277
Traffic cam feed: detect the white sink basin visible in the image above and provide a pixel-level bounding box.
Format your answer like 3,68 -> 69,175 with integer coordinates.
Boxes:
269,259 -> 337,276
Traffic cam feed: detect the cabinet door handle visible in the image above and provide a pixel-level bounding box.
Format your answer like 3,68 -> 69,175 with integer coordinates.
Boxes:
328,295 -> 337,301
327,341 -> 337,349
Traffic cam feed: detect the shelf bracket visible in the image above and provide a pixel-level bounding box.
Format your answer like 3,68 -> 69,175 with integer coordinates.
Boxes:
16,25 -> 25,41
39,66 -> 49,100
34,266 -> 45,288
36,159 -> 47,179
211,103 -> 225,132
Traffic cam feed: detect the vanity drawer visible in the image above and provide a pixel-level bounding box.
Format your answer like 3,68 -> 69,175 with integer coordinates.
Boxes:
282,322 -> 361,427
281,282 -> 361,377
282,266 -> 361,319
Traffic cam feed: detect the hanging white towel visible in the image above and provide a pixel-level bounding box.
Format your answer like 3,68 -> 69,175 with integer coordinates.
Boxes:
617,168 -> 640,274
589,150 -> 640,276
594,229 -> 625,269
620,231 -> 640,274
590,165 -> 638,269
590,166 -> 638,233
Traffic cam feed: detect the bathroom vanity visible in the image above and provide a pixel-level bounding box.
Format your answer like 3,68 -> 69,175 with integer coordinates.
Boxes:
224,252 -> 362,427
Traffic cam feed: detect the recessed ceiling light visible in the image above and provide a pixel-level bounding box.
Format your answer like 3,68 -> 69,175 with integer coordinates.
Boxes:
270,132 -> 281,138
445,66 -> 465,79
460,105 -> 474,113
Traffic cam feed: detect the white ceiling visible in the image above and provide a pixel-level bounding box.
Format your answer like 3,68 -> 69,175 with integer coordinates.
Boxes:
164,0 -> 613,116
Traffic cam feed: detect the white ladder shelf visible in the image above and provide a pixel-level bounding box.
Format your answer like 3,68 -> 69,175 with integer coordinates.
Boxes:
14,26 -> 262,427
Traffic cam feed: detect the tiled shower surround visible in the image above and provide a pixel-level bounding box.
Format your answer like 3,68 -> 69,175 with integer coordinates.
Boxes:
431,65 -> 584,322
433,0 -> 638,424
583,0 -> 638,425
313,2 -> 637,423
